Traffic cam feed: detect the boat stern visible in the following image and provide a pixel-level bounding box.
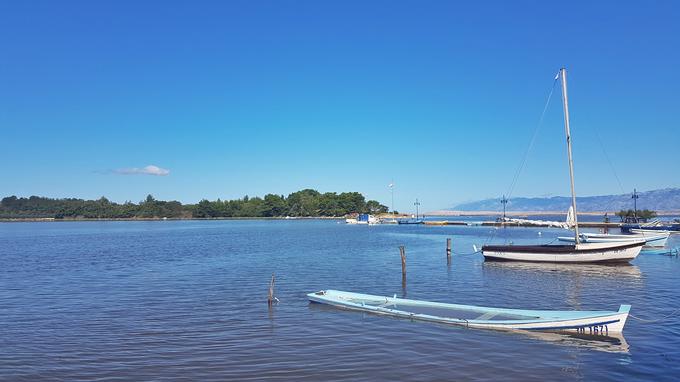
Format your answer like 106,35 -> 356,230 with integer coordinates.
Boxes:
307,290 -> 328,304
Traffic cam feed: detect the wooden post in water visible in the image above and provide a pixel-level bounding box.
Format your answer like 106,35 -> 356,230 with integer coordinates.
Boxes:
399,245 -> 407,296
603,213 -> 610,234
399,246 -> 406,276
446,238 -> 452,265
267,273 -> 276,306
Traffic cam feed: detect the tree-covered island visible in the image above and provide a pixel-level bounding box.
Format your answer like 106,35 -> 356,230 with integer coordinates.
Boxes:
0,189 -> 389,220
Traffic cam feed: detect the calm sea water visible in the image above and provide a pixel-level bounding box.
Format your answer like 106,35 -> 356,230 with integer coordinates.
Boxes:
1,220 -> 679,381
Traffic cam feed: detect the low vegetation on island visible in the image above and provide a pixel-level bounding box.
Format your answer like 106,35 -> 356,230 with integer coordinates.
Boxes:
615,209 -> 657,221
0,189 -> 389,220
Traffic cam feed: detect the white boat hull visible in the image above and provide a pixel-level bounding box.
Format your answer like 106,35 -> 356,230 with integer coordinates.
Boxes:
308,290 -> 630,333
630,230 -> 671,247
558,232 -> 668,248
482,242 -> 643,263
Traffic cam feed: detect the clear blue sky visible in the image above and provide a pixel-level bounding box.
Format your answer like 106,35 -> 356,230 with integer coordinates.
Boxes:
1,1 -> 678,212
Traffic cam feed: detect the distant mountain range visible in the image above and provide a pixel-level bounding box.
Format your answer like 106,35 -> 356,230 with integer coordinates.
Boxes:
452,188 -> 680,212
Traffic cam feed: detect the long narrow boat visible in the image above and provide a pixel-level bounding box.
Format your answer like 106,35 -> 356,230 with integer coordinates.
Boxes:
308,290 -> 631,333
557,232 -> 668,248
482,68 -> 644,263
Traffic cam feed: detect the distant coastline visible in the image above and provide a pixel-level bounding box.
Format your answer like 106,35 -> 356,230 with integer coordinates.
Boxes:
0,216 -> 346,223
4,211 -> 679,223
0,190 -> 390,221
0,212 -> 411,223
427,210 -> 680,217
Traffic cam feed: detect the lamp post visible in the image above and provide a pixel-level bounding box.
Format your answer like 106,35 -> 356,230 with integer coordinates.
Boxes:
501,195 -> 508,221
389,182 -> 394,217
632,189 -> 639,221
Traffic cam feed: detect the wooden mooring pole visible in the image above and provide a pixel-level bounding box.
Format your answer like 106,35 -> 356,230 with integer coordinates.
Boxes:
399,245 -> 407,296
399,246 -> 406,276
446,238 -> 452,261
267,273 -> 276,306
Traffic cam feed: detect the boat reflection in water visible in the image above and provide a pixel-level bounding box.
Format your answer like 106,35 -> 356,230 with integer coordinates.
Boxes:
482,260 -> 642,280
480,261 -> 636,354
518,330 -> 629,354
308,300 -> 630,354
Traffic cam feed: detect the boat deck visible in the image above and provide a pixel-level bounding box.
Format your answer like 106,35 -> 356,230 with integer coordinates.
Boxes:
355,300 -> 535,321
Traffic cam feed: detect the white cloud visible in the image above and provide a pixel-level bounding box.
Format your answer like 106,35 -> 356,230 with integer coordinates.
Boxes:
114,165 -> 170,176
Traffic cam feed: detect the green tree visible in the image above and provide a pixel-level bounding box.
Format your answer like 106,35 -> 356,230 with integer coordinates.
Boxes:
263,194 -> 288,217
287,189 -> 321,216
366,200 -> 388,214
193,199 -> 219,218
615,209 -> 657,221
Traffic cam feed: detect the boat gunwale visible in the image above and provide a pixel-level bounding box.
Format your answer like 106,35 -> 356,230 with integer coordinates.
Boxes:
308,290 -> 626,324
308,296 -> 626,331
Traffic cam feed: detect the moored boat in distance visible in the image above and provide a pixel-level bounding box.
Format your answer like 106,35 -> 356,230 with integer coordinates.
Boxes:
345,214 -> 381,225
308,290 -> 631,333
621,219 -> 680,233
397,218 -> 424,225
482,68 -> 643,263
398,198 -> 424,224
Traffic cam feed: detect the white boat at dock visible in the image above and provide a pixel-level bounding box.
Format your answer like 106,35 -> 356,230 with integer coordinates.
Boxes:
308,290 -> 631,333
630,228 -> 673,237
482,68 -> 643,263
345,214 -> 381,225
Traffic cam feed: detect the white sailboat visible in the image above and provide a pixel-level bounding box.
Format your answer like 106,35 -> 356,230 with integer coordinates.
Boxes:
482,68 -> 644,263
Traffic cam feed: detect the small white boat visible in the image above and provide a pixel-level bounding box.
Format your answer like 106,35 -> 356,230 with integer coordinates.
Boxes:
557,232 -> 668,248
309,290 -> 631,333
630,228 -> 669,234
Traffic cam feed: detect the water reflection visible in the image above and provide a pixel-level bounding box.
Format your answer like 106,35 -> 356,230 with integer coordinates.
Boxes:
482,261 -> 642,280
480,261 -> 643,313
519,330 -> 630,354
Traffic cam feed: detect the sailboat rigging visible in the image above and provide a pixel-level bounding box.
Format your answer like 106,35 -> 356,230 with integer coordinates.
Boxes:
482,68 -> 644,263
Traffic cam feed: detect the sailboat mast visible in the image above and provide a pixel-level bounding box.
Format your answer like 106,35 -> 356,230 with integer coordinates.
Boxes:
560,68 -> 580,244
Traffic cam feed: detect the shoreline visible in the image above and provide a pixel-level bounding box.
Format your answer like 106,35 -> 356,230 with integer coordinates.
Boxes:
2,211 -> 678,223
0,216 -> 346,223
